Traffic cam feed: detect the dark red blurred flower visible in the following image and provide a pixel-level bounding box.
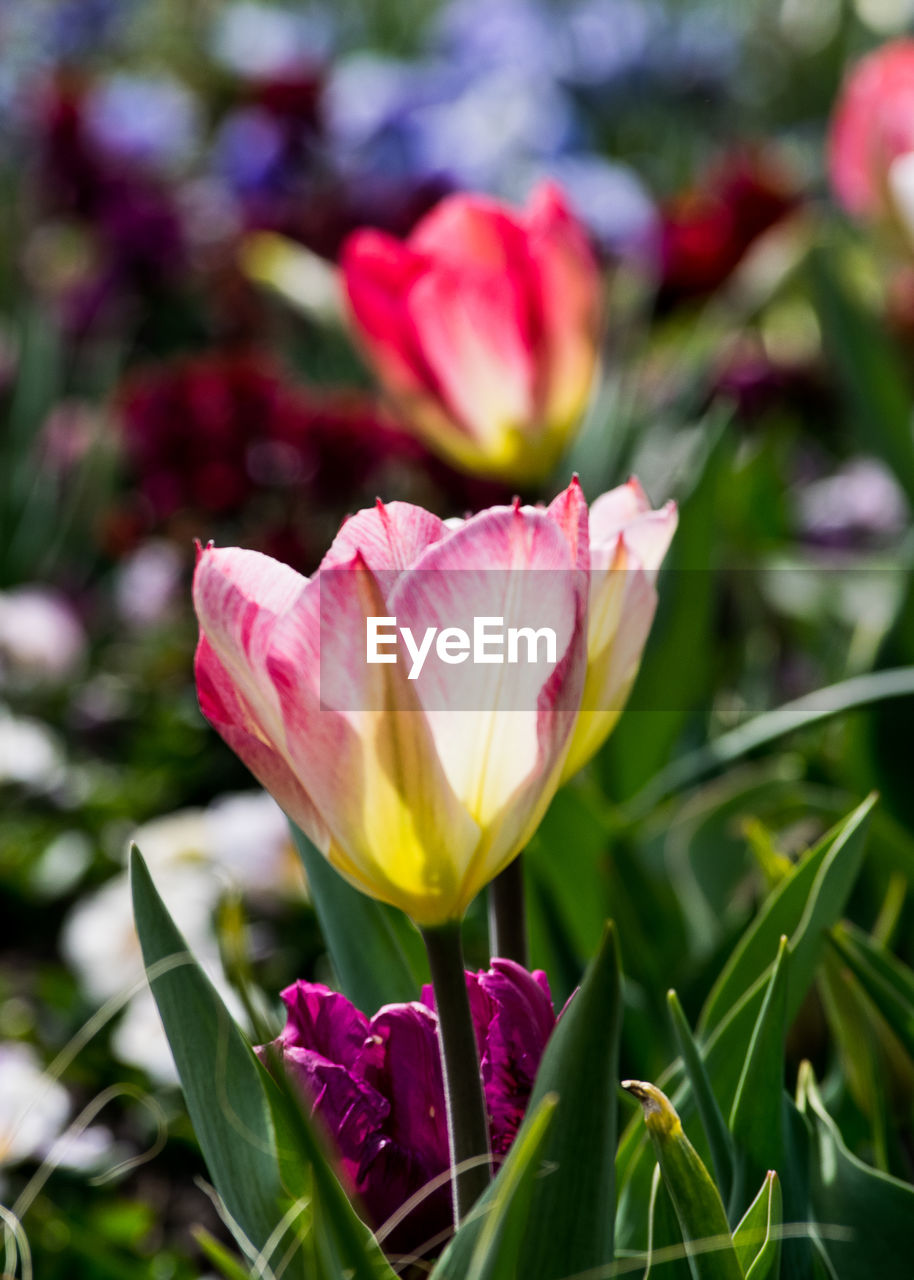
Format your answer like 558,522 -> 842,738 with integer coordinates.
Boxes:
117,351 -> 416,527
657,150 -> 798,307
263,961 -> 557,1259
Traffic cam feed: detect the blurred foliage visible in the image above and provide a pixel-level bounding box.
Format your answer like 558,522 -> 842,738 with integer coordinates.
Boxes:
3,0 -> 914,1276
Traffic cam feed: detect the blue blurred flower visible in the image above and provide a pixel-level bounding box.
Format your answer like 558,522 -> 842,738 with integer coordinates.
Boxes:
210,1 -> 334,79
84,73 -> 201,172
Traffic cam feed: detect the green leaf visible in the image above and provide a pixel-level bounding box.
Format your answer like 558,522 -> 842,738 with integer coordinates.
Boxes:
732,1172 -> 782,1280
828,921 -> 914,1057
728,938 -> 789,1218
604,419 -> 731,798
797,1063 -> 914,1274
465,1095 -> 557,1280
807,243 -> 914,504
130,847 -> 295,1269
617,799 -> 874,1261
645,1162 -> 694,1280
622,1081 -> 743,1280
817,948 -> 893,1172
290,821 -> 426,1009
700,796 -> 875,1035
192,1227 -> 256,1280
627,673 -> 914,819
435,923 -> 623,1279
667,990 -> 733,1202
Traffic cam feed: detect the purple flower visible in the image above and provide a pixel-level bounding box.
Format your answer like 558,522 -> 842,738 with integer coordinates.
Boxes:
262,961 -> 557,1257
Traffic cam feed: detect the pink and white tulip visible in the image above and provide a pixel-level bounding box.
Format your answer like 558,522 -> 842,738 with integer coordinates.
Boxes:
341,184 -> 602,483
828,40 -> 914,241
193,479 -> 674,923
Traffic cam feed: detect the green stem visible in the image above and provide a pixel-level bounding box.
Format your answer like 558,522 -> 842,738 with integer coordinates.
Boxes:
421,922 -> 492,1224
488,855 -> 528,966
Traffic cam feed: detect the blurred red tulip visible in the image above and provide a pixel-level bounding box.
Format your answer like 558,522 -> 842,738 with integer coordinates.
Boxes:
341,183 -> 602,483
829,39 -> 914,238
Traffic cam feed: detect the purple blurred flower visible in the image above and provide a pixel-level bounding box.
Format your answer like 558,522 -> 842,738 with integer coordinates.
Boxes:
263,961 -> 557,1257
797,458 -> 908,550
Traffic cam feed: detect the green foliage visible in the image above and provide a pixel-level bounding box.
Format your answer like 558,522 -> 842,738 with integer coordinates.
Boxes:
289,822 -> 427,1009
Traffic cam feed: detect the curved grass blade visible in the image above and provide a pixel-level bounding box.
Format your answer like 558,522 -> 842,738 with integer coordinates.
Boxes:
700,796 -> 874,1035
627,673 -> 914,819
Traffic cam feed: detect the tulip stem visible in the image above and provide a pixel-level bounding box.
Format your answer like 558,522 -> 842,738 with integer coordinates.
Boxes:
488,855 -> 528,966
421,922 -> 492,1225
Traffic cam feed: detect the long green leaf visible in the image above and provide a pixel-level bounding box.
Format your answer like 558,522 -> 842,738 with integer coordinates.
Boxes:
829,921 -> 914,1056
628,673 -> 914,819
728,938 -> 789,1218
667,989 -> 733,1202
290,822 -> 426,1009
130,847 -> 297,1269
465,1095 -> 557,1280
617,799 -> 874,1260
700,796 -> 875,1034
260,1043 -> 397,1280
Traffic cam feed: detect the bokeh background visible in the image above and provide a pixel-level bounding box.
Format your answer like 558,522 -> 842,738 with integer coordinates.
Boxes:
3,0 -> 914,1274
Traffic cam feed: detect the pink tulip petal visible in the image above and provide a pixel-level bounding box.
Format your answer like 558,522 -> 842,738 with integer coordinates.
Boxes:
589,478 -> 652,546
828,40 -> 914,219
410,193 -> 531,273
389,503 -> 588,905
268,549 -> 481,925
195,633 -> 330,851
320,499 -> 447,575
618,503 -> 679,579
406,266 -> 537,448
546,474 -> 590,571
526,182 -> 601,428
193,545 -> 332,850
341,229 -> 439,398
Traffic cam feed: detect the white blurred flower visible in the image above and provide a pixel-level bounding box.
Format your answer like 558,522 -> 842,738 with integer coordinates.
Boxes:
0,587 -> 86,687
0,1043 -> 69,1167
113,540 -> 183,629
61,790 -> 297,1080
0,1042 -> 115,1178
61,862 -> 220,1007
0,706 -> 66,790
112,991 -> 182,1086
203,791 -> 301,898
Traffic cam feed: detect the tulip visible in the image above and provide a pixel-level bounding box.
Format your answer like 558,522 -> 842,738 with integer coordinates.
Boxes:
828,40 -> 914,241
193,477 -> 672,1222
340,183 -> 601,483
560,477 -> 677,782
261,961 -> 556,1257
